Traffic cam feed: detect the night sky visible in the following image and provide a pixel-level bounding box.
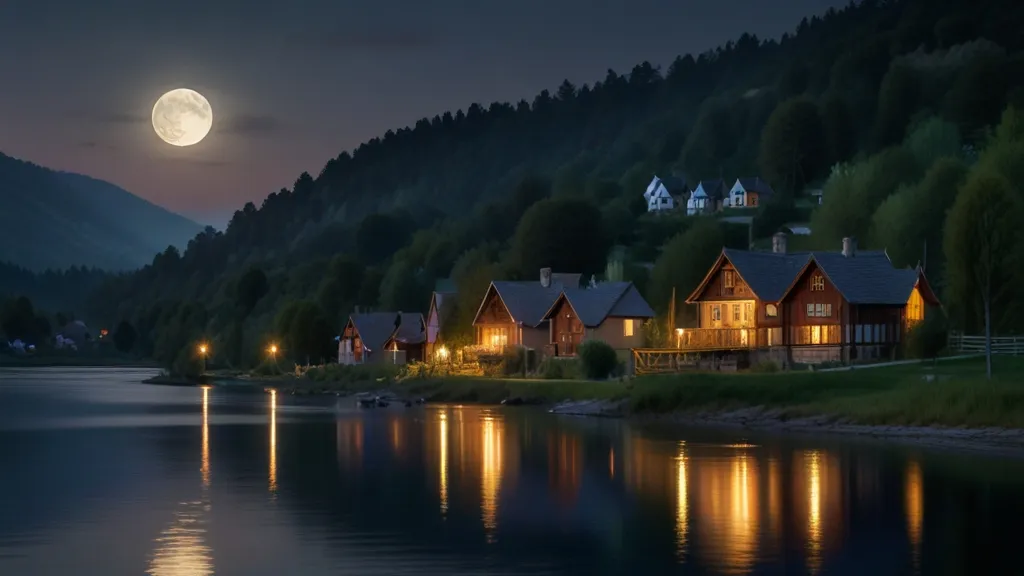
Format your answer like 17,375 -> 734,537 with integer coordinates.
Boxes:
0,0 -> 843,227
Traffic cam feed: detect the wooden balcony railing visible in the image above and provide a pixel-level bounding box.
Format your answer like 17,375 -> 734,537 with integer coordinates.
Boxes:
675,328 -> 762,351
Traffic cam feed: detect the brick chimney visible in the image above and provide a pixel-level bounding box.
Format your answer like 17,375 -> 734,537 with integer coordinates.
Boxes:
539,267 -> 552,288
842,237 -> 857,258
772,232 -> 787,254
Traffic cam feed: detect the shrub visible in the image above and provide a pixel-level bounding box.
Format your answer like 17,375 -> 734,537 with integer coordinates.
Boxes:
905,311 -> 949,359
578,340 -> 618,379
538,357 -> 581,380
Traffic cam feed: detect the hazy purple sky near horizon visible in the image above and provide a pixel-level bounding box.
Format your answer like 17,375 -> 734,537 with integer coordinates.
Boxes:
0,0 -> 844,227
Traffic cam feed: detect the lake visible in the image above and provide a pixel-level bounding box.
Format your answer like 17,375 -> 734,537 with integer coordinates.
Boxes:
0,368 -> 1022,575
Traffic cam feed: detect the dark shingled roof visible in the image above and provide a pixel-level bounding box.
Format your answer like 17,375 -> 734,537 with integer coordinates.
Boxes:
720,249 -> 811,302
490,281 -> 566,327
811,251 -> 920,304
431,291 -> 457,322
693,179 -> 726,198
349,312 -> 400,353
547,282 -> 655,326
714,248 -> 926,305
736,177 -> 775,197
391,312 -> 426,344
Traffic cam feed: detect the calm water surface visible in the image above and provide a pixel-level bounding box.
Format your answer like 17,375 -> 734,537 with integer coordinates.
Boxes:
0,368 -> 1022,575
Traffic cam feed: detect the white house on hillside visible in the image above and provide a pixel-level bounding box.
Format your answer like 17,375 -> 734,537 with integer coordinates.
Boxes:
643,175 -> 687,213
727,177 -> 775,208
686,179 -> 726,215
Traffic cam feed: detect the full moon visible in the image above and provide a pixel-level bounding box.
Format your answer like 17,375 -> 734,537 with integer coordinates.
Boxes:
151,88 -> 213,147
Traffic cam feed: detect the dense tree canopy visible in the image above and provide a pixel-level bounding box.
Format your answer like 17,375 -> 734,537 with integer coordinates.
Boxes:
7,0 -> 1024,373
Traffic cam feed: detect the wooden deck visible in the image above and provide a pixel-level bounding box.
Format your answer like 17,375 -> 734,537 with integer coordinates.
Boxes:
674,328 -> 764,351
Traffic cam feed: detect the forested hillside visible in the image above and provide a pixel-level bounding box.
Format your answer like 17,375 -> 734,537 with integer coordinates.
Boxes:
79,0 -> 1024,373
0,153 -> 203,271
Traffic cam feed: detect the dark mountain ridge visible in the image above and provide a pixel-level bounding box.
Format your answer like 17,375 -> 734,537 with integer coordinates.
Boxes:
0,152 -> 203,272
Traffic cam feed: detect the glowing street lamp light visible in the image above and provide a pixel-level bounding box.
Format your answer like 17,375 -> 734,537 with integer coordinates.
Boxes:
268,343 -> 279,366
198,343 -> 209,375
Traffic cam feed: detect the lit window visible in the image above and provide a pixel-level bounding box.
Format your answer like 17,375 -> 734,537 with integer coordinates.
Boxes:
623,319 -> 634,337
766,304 -> 778,317
712,305 -> 721,321
806,303 -> 814,317
724,270 -> 735,288
733,305 -> 740,321
811,274 -> 825,291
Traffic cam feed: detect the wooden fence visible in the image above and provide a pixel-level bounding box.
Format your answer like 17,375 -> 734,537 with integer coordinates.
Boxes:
948,332 -> 1024,355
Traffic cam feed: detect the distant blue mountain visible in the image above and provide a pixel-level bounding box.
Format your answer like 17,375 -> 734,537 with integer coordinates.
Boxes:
0,152 -> 203,271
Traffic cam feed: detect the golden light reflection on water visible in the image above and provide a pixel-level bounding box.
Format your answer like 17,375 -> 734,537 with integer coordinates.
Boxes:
336,419 -> 364,468
675,442 -> 688,560
269,390 -> 277,493
481,413 -> 503,541
807,450 -> 822,574
149,387 -> 214,576
693,451 -> 759,575
905,460 -> 923,571
439,411 -> 449,516
391,416 -> 403,457
146,501 -> 214,576
797,449 -> 842,575
200,387 -> 209,488
548,432 -> 582,505
767,457 -> 781,546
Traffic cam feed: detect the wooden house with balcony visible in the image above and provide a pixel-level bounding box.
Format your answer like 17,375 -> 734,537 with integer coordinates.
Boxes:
683,234 -> 940,365
541,281 -> 655,358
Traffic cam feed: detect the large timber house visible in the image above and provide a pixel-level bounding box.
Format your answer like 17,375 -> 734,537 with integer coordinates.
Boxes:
682,233 -> 940,365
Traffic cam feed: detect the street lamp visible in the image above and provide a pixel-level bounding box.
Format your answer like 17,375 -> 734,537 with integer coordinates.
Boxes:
268,343 -> 278,370
198,343 -> 209,374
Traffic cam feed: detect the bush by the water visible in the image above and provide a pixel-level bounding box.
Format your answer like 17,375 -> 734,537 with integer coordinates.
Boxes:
578,340 -> 618,379
538,357 -> 581,380
304,362 -> 402,383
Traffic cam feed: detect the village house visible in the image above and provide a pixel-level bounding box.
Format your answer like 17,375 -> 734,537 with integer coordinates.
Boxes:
541,281 -> 655,358
425,279 -> 457,360
682,233 -> 939,365
338,311 -> 425,365
727,177 -> 775,208
686,179 -> 727,215
472,268 -> 579,351
643,175 -> 688,213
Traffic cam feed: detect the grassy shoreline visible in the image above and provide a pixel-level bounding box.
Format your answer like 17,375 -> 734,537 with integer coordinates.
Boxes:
207,355 -> 1024,428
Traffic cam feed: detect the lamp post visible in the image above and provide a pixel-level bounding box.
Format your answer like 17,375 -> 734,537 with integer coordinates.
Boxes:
268,344 -> 278,371
198,343 -> 208,375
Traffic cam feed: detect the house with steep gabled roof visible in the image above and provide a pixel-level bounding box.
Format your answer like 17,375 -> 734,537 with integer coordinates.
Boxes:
644,175 -> 688,213
426,279 -> 457,359
728,177 -> 775,208
338,311 -> 425,365
540,281 -> 655,357
471,268 -> 580,351
683,233 -> 940,365
686,179 -> 727,215
382,312 -> 426,364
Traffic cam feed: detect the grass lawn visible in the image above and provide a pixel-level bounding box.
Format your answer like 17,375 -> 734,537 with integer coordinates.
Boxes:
629,356 -> 1024,428
276,355 -> 1024,429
